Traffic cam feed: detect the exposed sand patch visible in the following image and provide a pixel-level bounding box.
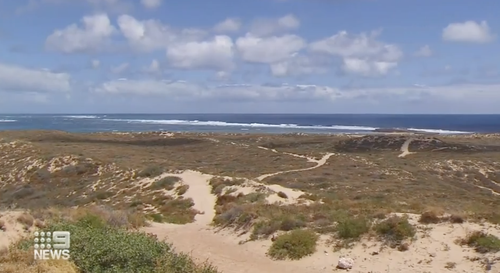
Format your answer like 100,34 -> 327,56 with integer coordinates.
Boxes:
398,138 -> 416,158
0,211 -> 36,250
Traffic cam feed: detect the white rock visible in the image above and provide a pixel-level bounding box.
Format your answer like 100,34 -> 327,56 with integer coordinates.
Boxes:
337,257 -> 354,269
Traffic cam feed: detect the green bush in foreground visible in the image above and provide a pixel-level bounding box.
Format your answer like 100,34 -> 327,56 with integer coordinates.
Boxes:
37,214 -> 219,273
336,217 -> 370,240
374,215 -> 416,244
462,231 -> 500,253
267,229 -> 318,260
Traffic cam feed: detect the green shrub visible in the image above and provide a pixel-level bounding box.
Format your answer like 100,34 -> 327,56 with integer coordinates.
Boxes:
374,215 -> 416,243
267,229 -> 318,260
336,217 -> 370,240
176,185 -> 189,195
43,216 -> 220,273
461,231 -> 500,253
138,166 -> 164,178
150,176 -> 181,190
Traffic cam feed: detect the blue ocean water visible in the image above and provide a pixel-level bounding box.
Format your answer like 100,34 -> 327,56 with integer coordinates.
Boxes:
0,114 -> 499,134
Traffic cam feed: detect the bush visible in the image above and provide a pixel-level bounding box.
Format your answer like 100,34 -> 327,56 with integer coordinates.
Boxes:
176,185 -> 189,196
336,217 -> 370,240
374,215 -> 416,244
267,229 -> 318,260
42,215 -> 220,273
138,166 -> 164,178
418,211 -> 441,224
150,176 -> 181,191
448,214 -> 465,224
277,192 -> 288,199
461,231 -> 500,253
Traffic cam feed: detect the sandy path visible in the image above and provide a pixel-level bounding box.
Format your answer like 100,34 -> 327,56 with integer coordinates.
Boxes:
141,170 -> 333,273
256,153 -> 335,181
398,138 -> 415,158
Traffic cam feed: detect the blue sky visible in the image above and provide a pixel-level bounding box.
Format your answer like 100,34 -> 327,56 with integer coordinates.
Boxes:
0,0 -> 499,113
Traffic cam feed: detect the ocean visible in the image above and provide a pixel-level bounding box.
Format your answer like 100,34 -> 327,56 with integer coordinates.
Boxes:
0,114 -> 499,134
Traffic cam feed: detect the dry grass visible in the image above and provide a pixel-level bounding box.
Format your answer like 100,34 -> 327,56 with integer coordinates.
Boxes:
16,213 -> 34,229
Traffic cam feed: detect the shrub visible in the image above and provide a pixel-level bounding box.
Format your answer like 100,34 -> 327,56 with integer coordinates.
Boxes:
176,185 -> 189,196
150,176 -> 181,191
374,215 -> 416,244
30,214 -> 221,273
448,214 -> 465,224
418,211 -> 441,224
267,229 -> 318,260
17,213 -> 34,228
460,231 -> 500,253
336,217 -> 370,240
277,192 -> 288,199
138,166 -> 164,178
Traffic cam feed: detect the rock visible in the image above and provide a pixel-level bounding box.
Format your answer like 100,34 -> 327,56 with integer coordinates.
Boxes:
337,257 -> 354,270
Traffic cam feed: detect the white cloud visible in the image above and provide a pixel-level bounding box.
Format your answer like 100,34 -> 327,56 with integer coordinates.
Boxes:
342,58 -> 397,77
90,78 -> 500,108
117,14 -> 207,52
111,63 -> 129,74
91,59 -> 100,69
309,30 -> 402,76
141,0 -> 161,9
166,36 -> 235,71
270,53 -> 329,77
45,13 -> 115,53
414,45 -> 432,57
249,14 -> 300,36
442,20 -> 494,43
213,18 -> 241,33
92,79 -> 204,98
236,34 -> 306,64
143,59 -> 161,74
0,62 -> 71,93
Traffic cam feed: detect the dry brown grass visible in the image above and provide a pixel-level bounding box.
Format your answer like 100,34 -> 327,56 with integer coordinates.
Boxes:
16,213 -> 34,229
0,244 -> 78,273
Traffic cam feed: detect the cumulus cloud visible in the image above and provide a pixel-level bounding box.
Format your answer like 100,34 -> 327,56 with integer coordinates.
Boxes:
213,18 -> 241,33
0,62 -> 71,93
166,36 -> 235,71
249,14 -> 300,36
309,30 -> 402,76
141,0 -> 161,9
442,21 -> 494,43
45,13 -> 116,53
236,34 -> 306,64
414,45 -> 432,57
117,14 -> 207,52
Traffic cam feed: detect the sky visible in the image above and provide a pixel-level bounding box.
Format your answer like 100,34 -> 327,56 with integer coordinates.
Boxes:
0,0 -> 499,114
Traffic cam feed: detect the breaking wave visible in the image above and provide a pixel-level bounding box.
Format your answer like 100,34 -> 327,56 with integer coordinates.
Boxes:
0,119 -> 16,122
103,118 -> 471,134
62,115 -> 99,119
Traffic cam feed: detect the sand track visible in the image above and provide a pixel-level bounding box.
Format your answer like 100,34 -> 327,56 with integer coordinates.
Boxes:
256,153 -> 336,181
398,138 -> 415,158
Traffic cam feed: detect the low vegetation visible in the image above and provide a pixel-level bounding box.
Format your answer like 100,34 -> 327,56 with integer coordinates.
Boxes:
267,229 -> 318,260
0,207 -> 220,273
459,231 -> 500,253
374,215 -> 416,246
